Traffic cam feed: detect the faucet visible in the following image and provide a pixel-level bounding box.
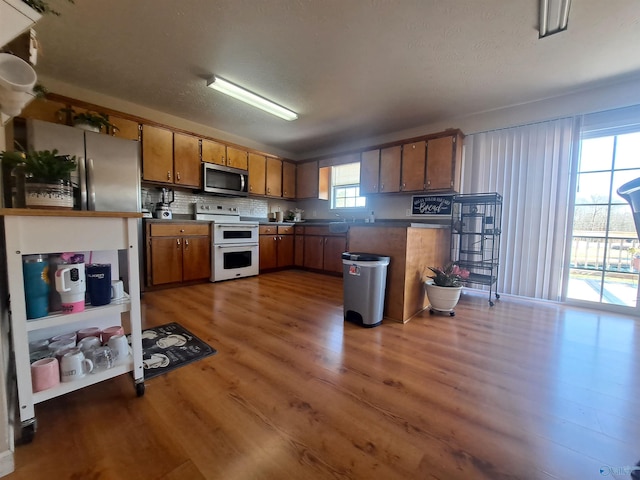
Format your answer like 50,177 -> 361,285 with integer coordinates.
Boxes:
335,213 -> 346,223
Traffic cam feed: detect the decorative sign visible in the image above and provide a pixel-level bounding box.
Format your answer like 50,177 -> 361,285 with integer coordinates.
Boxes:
411,195 -> 453,216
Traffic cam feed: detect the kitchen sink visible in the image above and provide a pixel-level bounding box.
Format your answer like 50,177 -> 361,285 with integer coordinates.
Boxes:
328,222 -> 350,233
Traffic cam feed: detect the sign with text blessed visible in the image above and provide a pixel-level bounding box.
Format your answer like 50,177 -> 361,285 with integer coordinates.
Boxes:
411,195 -> 453,216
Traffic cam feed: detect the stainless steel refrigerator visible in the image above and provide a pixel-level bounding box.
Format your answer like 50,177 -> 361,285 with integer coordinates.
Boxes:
26,118 -> 143,291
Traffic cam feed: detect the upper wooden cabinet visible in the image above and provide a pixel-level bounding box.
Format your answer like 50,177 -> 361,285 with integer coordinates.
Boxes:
380,145 -> 401,193
426,132 -> 463,191
142,124 -> 174,183
201,139 -> 227,166
401,141 -> 426,192
282,161 -> 296,199
266,157 -> 282,197
296,161 -> 319,199
109,116 -> 139,141
227,146 -> 248,170
173,132 -> 200,188
18,98 -> 66,124
248,153 -> 266,195
360,149 -> 380,195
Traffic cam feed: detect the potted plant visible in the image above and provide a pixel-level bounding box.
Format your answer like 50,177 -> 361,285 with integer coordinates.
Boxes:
58,107 -> 118,134
424,262 -> 470,316
0,148 -> 76,209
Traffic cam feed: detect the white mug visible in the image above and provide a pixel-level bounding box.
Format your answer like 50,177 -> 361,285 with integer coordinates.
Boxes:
77,336 -> 101,352
60,349 -> 93,382
107,334 -> 129,361
111,280 -> 124,300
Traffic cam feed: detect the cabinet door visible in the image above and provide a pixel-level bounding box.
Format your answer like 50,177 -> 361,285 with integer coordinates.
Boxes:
19,98 -> 66,124
297,161 -> 318,199
150,236 -> 182,285
426,135 -> 455,191
303,236 -> 324,269
110,116 -> 140,141
202,139 -> 226,165
282,161 -> 296,199
379,145 -> 401,193
401,141 -> 426,192
259,235 -> 278,270
277,235 -> 294,267
182,235 -> 211,281
173,133 -> 201,187
294,234 -> 304,266
227,146 -> 248,170
248,153 -> 266,195
360,149 -> 380,195
142,125 -> 173,183
323,236 -> 347,273
266,157 -> 282,197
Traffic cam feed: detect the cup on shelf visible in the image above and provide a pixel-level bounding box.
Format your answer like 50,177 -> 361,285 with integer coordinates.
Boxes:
77,336 -> 101,352
77,327 -> 102,343
111,280 -> 125,301
101,325 -> 124,345
48,338 -> 76,356
107,334 -> 129,361
31,357 -> 60,392
50,332 -> 77,345
60,349 -> 93,382
86,264 -> 112,306
87,346 -> 115,372
23,254 -> 50,320
55,263 -> 86,314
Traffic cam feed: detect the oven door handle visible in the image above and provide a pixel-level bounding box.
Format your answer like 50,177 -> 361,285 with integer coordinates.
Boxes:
216,244 -> 259,249
215,224 -> 258,228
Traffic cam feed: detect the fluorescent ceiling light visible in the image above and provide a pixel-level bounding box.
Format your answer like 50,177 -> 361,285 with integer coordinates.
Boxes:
207,75 -> 298,121
539,0 -> 571,38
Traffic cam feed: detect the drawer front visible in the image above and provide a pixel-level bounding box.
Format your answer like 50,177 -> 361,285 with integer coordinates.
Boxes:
260,225 -> 277,235
304,226 -> 330,236
278,226 -> 293,235
150,223 -> 210,237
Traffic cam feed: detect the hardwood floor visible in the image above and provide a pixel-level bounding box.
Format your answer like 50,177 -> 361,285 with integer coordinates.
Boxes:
8,270 -> 640,479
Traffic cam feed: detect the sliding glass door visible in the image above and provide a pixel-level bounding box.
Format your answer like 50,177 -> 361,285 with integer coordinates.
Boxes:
566,132 -> 640,311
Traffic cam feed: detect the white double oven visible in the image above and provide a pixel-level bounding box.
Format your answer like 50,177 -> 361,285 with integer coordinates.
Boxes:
194,204 -> 259,282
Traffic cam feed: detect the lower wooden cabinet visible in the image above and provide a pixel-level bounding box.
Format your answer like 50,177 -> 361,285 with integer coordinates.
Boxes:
259,225 -> 294,271
302,226 -> 346,274
146,223 -> 211,286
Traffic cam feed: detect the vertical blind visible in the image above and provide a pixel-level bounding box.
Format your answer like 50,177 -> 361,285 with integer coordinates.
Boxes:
462,117 -> 579,300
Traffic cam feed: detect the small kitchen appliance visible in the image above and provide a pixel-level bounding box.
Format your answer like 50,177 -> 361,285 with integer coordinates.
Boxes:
154,188 -> 174,219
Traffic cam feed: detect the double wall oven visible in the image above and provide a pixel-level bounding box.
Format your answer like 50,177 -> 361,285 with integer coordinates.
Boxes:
194,204 -> 259,282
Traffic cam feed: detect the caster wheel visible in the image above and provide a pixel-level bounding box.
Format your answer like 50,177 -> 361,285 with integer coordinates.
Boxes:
489,300 -> 495,307
449,311 -> 455,317
19,420 -> 36,444
136,382 -> 145,397
495,293 -> 501,299
429,309 -> 434,315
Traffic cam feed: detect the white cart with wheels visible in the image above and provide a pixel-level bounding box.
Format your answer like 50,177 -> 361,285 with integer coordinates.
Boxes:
0,209 -> 145,443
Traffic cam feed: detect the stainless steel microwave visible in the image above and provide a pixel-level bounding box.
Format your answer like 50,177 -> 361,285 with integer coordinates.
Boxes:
201,162 -> 248,197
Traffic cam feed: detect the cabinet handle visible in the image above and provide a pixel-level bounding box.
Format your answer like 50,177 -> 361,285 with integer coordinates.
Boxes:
176,239 -> 181,247
379,184 -> 383,191
180,229 -> 185,233
402,183 -> 406,189
279,236 -> 282,240
324,238 -> 328,244
176,172 -> 181,181
167,171 -> 171,180
427,180 -> 430,186
267,188 -> 271,194
273,237 -> 277,241
185,239 -> 189,248
249,185 -> 253,191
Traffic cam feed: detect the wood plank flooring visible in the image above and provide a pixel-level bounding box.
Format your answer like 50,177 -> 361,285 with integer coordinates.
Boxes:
7,270 -> 640,480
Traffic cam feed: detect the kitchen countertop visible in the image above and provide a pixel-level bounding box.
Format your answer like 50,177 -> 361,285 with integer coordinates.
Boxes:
143,217 -> 449,229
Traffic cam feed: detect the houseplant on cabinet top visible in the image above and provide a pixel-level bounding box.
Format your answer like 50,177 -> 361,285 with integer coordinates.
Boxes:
58,107 -> 118,134
424,263 -> 470,316
0,147 -> 76,209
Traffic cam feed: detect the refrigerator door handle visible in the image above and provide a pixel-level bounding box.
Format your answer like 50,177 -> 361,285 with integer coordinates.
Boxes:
78,156 -> 88,210
87,157 -> 96,210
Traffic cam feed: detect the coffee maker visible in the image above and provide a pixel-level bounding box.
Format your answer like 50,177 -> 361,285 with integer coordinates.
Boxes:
154,188 -> 174,219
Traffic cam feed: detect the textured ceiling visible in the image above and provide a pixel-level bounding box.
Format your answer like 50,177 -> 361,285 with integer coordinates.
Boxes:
30,0 -> 640,158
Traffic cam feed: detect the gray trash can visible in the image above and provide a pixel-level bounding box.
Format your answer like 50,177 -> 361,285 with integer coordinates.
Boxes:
342,252 -> 390,328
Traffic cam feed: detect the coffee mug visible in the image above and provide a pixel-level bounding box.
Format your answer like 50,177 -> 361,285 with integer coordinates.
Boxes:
107,334 -> 129,361
88,346 -> 115,372
55,263 -> 86,313
48,338 -> 76,356
101,325 -> 124,345
77,327 -> 102,343
31,357 -> 60,392
86,264 -> 112,306
50,332 -> 77,344
77,336 -> 101,352
111,280 -> 125,300
60,349 -> 93,382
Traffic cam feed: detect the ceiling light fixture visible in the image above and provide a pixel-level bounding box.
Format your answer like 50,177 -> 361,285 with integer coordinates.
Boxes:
207,75 -> 298,121
539,0 -> 571,38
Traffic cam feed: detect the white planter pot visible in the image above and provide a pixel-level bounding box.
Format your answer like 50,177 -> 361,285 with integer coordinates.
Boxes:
25,180 -> 73,209
73,121 -> 100,133
424,281 -> 462,315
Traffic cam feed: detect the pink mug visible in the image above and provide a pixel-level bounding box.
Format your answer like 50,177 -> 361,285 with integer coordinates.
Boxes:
31,357 -> 60,392
77,327 -> 102,343
101,325 -> 124,345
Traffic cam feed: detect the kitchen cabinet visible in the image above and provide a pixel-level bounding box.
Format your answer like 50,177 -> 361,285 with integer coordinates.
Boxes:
141,124 -> 173,183
146,223 -> 211,286
109,115 -> 140,141
360,146 -> 401,194
259,225 -> 293,271
296,161 -> 318,199
18,97 -> 66,124
426,132 -> 462,191
360,149 -> 380,195
266,157 -> 282,197
201,139 -> 227,165
248,153 -> 266,195
227,146 -> 248,170
401,141 -> 426,192
1,209 -> 144,442
282,161 -> 296,199
302,226 -> 346,274
294,226 -> 304,266
173,132 -> 201,188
